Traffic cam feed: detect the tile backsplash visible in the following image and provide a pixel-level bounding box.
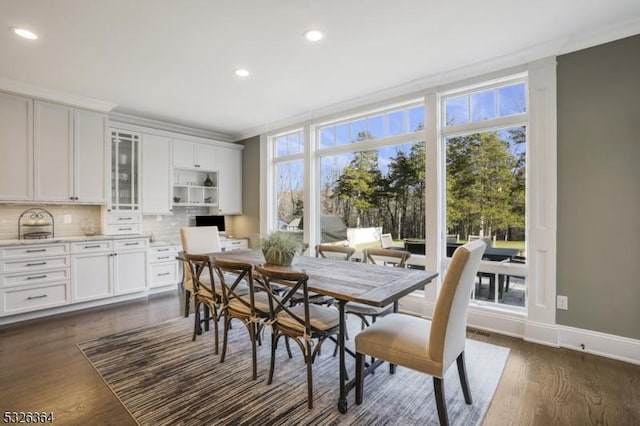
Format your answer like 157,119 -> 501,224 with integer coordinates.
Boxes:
0,204 -> 225,244
142,206 -> 211,244
0,204 -> 102,240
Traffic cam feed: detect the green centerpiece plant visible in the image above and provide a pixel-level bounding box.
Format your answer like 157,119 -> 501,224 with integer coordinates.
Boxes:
258,231 -> 300,266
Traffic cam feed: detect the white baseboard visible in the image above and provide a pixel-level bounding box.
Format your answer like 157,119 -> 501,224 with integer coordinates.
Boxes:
558,325 -> 640,366
400,297 -> 639,366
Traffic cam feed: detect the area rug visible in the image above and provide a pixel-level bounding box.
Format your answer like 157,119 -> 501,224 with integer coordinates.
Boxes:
78,317 -> 509,425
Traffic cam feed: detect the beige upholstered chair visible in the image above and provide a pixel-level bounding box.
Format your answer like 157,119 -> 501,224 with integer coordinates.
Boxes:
254,264 -> 340,409
346,247 -> 411,329
354,239 -> 486,426
180,226 -> 222,317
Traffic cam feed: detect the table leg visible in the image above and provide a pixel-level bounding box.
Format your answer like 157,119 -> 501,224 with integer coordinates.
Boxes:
337,300 -> 348,414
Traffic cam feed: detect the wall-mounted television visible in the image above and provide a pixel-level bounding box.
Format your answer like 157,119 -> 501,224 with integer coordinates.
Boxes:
194,215 -> 225,233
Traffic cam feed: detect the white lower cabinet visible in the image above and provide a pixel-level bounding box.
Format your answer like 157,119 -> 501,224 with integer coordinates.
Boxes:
0,243 -> 71,317
114,249 -> 147,295
71,240 -> 113,302
148,245 -> 180,289
70,238 -> 147,302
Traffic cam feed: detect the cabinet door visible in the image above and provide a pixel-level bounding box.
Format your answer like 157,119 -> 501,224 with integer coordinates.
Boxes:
110,130 -> 141,211
142,134 -> 172,214
75,109 -> 107,203
173,139 -> 195,168
114,250 -> 147,295
217,147 -> 242,214
71,252 -> 112,302
34,101 -> 74,202
196,143 -> 218,171
0,92 -> 33,201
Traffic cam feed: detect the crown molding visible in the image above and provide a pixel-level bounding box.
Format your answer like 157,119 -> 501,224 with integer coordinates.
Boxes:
109,111 -> 233,143
0,77 -> 117,112
232,18 -> 640,141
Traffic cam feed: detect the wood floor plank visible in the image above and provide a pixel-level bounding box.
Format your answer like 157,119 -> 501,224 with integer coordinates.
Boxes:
1,290 -> 638,425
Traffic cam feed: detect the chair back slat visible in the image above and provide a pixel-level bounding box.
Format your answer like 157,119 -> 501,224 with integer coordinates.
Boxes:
363,247 -> 410,268
254,265 -> 316,336
212,258 -> 253,315
315,244 -> 356,260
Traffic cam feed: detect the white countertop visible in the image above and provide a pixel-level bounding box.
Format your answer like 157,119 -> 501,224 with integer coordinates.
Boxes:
0,234 -> 148,247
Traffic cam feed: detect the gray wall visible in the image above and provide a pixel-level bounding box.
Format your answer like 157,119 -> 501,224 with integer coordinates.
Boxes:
230,135 -> 261,247
557,34 -> 640,339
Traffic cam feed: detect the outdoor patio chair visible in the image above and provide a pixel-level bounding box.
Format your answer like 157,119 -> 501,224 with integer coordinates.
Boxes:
355,239 -> 486,426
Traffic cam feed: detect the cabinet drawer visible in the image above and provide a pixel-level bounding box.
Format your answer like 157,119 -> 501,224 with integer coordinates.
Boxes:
2,269 -> 70,287
224,239 -> 248,251
2,282 -> 69,316
1,244 -> 68,259
149,262 -> 179,287
1,256 -> 69,274
149,246 -> 179,263
71,240 -> 113,253
106,214 -> 141,225
115,238 -> 148,250
105,224 -> 142,235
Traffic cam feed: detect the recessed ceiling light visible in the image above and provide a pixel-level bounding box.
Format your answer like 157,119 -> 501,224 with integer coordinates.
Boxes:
235,68 -> 250,77
304,30 -> 324,42
11,27 -> 38,40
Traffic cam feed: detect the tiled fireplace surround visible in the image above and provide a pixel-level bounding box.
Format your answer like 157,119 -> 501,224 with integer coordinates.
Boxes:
0,204 -> 221,244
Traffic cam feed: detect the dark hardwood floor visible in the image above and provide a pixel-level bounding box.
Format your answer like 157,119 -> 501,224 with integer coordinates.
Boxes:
1,290 -> 638,425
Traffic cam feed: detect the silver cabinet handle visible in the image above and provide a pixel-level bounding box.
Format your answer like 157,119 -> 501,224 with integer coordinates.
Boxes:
125,242 -> 139,246
26,248 -> 47,253
157,248 -> 170,252
119,228 -> 132,231
157,256 -> 170,260
158,272 -> 171,276
84,245 -> 101,249
26,262 -> 47,267
118,217 -> 132,220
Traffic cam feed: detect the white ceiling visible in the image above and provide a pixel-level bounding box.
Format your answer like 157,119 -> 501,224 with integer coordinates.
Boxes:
1,0 -> 639,140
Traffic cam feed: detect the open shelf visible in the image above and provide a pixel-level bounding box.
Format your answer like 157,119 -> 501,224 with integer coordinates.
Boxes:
173,169 -> 218,206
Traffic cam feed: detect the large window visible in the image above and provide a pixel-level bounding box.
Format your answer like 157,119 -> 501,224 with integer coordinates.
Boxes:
443,80 -> 527,309
317,103 -> 426,253
272,131 -> 304,242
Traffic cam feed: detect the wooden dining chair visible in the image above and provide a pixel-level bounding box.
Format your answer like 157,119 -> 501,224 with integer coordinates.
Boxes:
254,264 -> 340,409
315,244 -> 356,261
354,239 -> 486,426
182,253 -> 222,354
213,258 -> 269,380
345,247 -> 411,329
180,226 -> 223,317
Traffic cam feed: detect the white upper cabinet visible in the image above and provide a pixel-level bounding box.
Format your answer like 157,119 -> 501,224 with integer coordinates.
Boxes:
110,130 -> 141,211
217,146 -> 242,214
34,101 -> 74,201
172,139 -> 217,171
75,109 -> 108,203
142,133 -> 172,214
0,92 -> 33,201
34,100 -> 106,203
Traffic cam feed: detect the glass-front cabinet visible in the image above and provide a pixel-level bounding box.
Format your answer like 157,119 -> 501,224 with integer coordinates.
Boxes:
110,130 -> 140,211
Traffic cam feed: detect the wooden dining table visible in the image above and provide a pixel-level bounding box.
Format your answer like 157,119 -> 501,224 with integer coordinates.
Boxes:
211,249 -> 438,414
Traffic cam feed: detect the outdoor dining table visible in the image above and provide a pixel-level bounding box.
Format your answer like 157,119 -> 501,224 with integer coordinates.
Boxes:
210,249 -> 438,413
